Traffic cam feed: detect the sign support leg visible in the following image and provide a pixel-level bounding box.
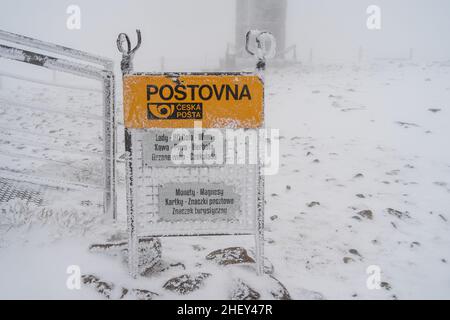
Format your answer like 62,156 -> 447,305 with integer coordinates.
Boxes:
102,72 -> 116,220
255,136 -> 265,276
125,128 -> 138,278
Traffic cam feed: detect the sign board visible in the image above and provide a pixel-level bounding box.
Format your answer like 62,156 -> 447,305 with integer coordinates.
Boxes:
122,72 -> 265,277
123,74 -> 263,128
158,182 -> 240,222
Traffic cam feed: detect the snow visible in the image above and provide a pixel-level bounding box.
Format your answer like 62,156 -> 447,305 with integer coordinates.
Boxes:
0,60 -> 449,299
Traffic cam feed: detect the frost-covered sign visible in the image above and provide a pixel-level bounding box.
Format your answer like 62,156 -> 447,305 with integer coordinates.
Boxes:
158,183 -> 240,222
123,74 -> 263,128
119,30 -> 271,278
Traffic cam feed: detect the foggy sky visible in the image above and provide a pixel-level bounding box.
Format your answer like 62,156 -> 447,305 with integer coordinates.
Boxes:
0,0 -> 449,69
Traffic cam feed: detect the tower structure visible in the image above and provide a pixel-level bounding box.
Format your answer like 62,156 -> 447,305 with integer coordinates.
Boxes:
235,0 -> 287,54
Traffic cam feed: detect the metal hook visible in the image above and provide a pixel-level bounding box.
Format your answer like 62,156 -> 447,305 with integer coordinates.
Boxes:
245,30 -> 276,71
130,30 -> 142,54
245,30 -> 254,56
117,30 -> 142,75
117,33 -> 131,55
256,32 -> 276,58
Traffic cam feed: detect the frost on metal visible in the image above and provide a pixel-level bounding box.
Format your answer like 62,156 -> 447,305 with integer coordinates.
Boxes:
0,29 -> 112,69
0,29 -> 117,219
0,177 -> 44,205
119,29 -> 273,277
129,128 -> 259,236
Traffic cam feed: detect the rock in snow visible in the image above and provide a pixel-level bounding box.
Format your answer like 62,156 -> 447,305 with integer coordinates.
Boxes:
163,273 -> 211,295
82,274 -> 159,300
124,288 -> 159,300
357,210 -> 374,220
206,247 -> 255,266
230,279 -> 261,300
91,237 -> 162,275
268,276 -> 292,300
81,274 -> 114,299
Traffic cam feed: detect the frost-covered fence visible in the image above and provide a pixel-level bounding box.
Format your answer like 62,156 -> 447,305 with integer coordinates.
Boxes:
0,30 -> 117,219
0,70 -> 103,93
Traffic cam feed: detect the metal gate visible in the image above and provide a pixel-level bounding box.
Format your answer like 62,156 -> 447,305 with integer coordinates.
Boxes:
0,30 -> 116,219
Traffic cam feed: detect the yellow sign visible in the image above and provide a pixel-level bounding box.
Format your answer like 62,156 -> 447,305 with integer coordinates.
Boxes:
123,74 -> 264,129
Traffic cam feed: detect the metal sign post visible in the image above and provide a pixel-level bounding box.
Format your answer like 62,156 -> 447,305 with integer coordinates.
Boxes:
118,30 -> 275,278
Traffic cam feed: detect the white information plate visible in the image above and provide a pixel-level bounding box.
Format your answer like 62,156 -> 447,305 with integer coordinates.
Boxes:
158,182 -> 240,222
142,130 -> 226,167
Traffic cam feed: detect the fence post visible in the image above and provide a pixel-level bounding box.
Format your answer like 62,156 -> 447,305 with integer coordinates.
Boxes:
245,30 -> 276,276
102,71 -> 116,220
117,30 -> 142,278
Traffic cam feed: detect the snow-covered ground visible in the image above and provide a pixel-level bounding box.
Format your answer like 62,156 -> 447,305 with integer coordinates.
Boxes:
0,60 -> 449,299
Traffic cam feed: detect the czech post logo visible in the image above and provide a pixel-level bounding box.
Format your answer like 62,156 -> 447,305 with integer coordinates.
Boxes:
147,103 -> 203,120
147,103 -> 175,119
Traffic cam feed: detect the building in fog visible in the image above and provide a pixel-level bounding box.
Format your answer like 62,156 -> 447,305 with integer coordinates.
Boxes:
235,0 -> 287,54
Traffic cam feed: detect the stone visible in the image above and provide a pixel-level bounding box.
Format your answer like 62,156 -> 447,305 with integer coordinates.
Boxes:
121,238 -> 162,275
206,247 -> 255,266
82,275 -> 160,300
357,210 -> 373,220
89,238 -> 162,276
269,276 -> 292,300
396,121 -> 420,128
306,201 -> 320,208
81,274 -> 114,299
386,208 -> 410,220
119,288 -> 129,299
127,288 -> 159,300
206,247 -> 275,275
230,279 -> 261,300
141,261 -> 186,276
410,241 -> 420,248
343,257 -> 354,264
349,249 -> 362,257
163,273 -> 211,295
381,282 -> 392,291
